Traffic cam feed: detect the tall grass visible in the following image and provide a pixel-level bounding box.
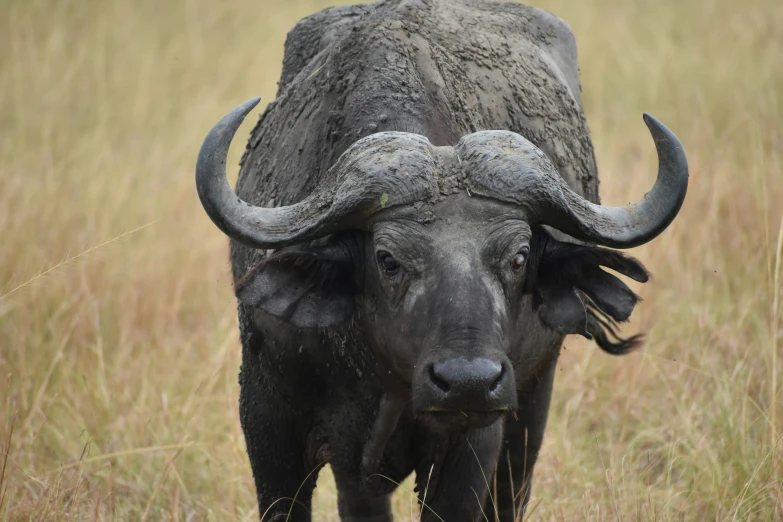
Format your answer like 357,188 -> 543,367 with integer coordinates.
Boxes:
1,0 -> 781,520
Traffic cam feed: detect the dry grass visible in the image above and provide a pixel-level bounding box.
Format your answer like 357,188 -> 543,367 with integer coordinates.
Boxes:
1,0 -> 781,520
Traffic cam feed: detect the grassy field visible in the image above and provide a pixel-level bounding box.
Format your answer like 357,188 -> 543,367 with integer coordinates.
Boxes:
1,0 -> 782,519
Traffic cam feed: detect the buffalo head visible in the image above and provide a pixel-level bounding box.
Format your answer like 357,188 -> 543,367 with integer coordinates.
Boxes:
196,98 -> 687,431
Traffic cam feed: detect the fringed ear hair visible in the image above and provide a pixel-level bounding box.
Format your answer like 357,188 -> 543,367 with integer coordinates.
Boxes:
583,295 -> 644,355
528,228 -> 650,355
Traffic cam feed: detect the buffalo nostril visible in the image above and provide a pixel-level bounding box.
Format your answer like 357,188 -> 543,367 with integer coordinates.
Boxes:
489,364 -> 505,393
428,364 -> 450,393
418,358 -> 515,413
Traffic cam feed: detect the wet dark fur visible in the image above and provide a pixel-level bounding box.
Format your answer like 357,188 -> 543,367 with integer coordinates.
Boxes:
225,1 -> 651,520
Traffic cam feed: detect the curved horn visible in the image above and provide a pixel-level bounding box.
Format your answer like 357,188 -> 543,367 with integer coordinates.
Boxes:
460,114 -> 688,249
196,98 -> 331,248
196,98 -> 438,249
550,114 -> 689,248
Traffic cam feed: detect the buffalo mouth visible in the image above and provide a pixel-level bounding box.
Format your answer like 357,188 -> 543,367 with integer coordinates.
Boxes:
411,356 -> 518,432
417,408 -> 511,432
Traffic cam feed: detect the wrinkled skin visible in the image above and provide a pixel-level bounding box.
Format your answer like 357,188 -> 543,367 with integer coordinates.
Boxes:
234,157 -> 647,522
207,1 -> 671,520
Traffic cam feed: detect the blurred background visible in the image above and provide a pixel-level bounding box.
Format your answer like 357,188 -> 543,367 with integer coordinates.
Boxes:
1,0 -> 781,519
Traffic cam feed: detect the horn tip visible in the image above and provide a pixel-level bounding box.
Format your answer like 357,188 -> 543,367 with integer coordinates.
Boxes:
642,112 -> 662,131
239,97 -> 262,115
641,113 -> 686,156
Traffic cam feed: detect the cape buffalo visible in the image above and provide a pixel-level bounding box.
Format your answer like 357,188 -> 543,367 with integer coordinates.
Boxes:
195,0 -> 688,520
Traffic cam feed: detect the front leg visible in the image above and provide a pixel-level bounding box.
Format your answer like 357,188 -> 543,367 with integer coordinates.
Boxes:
333,484 -> 394,522
362,394 -> 405,478
331,393 -> 404,522
239,363 -> 320,521
417,422 -> 504,522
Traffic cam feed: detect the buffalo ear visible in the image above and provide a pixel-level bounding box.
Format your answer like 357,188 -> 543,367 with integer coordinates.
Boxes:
235,237 -> 356,328
528,229 -> 650,355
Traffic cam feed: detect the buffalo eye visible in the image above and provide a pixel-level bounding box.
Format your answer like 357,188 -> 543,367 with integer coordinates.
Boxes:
377,251 -> 400,275
510,249 -> 528,271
